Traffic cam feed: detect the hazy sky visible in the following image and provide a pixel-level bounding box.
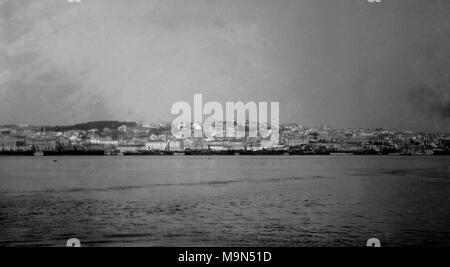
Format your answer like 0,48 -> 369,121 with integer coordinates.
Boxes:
0,0 -> 449,131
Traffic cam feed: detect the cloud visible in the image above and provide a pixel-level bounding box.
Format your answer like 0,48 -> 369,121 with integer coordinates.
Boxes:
0,0 -> 112,125
408,86 -> 450,120
1,0 -> 450,132
0,63 -> 112,125
0,0 -> 41,47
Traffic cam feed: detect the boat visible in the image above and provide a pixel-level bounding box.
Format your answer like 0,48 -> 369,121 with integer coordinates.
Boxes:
433,149 -> 450,155
184,150 -> 236,156
240,150 -> 286,156
123,150 -> 174,156
353,150 -> 382,155
139,151 -> 173,156
330,152 -> 354,155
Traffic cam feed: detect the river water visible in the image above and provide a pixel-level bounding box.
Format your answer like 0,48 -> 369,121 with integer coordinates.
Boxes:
0,155 -> 449,247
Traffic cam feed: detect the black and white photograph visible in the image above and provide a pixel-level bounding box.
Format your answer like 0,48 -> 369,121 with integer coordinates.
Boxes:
0,0 -> 449,252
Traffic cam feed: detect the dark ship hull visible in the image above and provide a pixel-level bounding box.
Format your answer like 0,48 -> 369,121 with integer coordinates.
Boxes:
433,149 -> 450,155
184,150 -> 236,156
123,151 -> 174,156
353,150 -> 382,155
239,150 -> 287,156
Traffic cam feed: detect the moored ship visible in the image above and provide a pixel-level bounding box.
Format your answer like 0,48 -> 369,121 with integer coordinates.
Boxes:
123,150 -> 174,156
433,149 -> 450,155
239,149 -> 287,156
184,150 -> 236,156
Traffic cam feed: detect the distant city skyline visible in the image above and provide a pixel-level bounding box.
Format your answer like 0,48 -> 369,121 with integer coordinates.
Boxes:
1,120 -> 449,135
1,0 -> 449,132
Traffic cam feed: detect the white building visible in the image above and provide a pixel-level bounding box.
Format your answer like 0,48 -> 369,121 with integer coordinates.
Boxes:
146,141 -> 168,151
168,140 -> 183,151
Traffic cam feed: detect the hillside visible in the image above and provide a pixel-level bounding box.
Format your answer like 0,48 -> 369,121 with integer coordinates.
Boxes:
46,121 -> 138,132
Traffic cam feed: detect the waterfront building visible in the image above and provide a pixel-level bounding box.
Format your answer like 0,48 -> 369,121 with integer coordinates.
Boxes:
0,129 -> 12,135
440,136 -> 450,146
229,141 -> 246,151
168,140 -> 183,151
286,138 -> 309,147
0,136 -> 29,150
90,137 -> 119,147
146,141 -> 168,151
29,137 -> 57,151
204,142 -> 228,151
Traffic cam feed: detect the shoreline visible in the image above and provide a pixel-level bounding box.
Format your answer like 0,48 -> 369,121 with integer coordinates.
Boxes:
0,152 -> 449,157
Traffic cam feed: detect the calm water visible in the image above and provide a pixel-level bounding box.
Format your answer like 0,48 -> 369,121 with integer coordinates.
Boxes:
0,156 -> 449,247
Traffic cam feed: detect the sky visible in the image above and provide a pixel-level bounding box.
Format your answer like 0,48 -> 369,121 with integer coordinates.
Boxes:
0,0 -> 449,132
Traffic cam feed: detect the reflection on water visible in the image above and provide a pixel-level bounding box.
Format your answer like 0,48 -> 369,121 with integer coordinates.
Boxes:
0,156 -> 449,247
